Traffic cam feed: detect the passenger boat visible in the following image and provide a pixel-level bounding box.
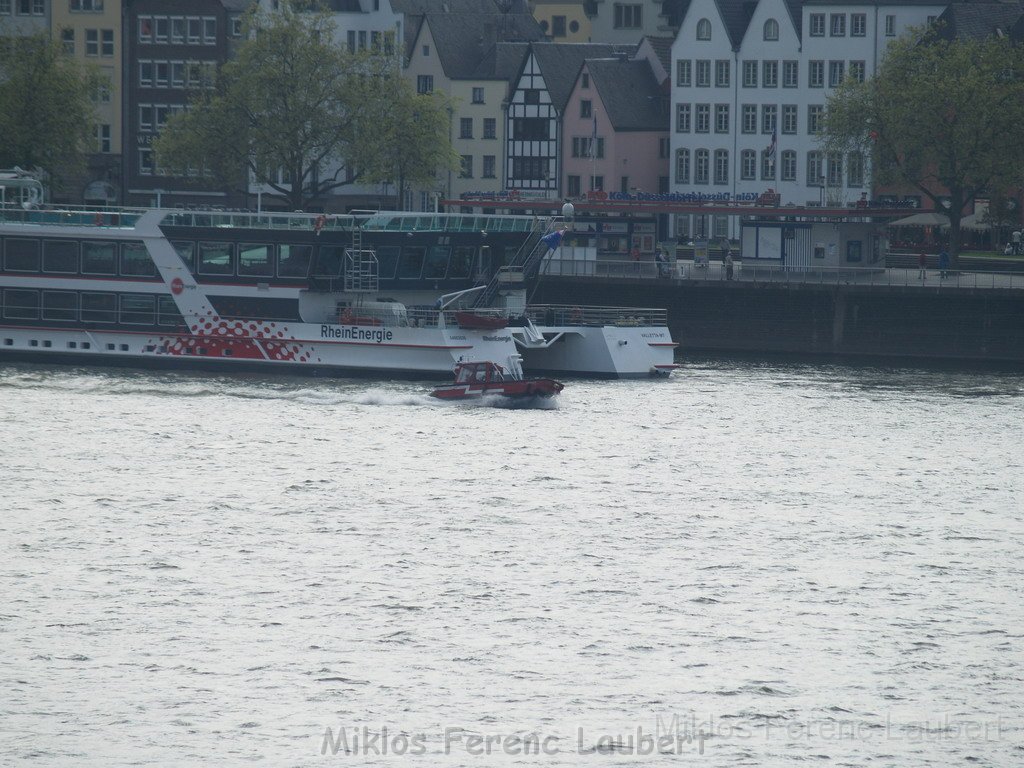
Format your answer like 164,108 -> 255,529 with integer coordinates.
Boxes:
0,205 -> 678,378
430,360 -> 563,400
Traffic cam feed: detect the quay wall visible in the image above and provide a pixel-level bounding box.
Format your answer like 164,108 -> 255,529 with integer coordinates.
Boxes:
532,278 -> 1024,363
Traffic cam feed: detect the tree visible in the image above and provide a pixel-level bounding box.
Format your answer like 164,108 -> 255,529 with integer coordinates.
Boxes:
357,74 -> 459,210
155,6 -> 452,211
822,30 -> 1024,264
0,32 -> 97,186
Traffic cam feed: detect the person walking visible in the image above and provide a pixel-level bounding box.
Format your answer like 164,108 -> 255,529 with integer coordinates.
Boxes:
918,251 -> 927,279
938,248 -> 950,279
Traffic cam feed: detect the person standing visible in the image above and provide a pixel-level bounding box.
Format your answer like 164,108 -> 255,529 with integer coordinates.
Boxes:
938,248 -> 950,279
1013,229 -> 1021,255
724,249 -> 734,280
918,251 -> 928,279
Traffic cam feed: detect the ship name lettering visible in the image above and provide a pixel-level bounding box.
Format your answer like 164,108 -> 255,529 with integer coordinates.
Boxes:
320,325 -> 394,343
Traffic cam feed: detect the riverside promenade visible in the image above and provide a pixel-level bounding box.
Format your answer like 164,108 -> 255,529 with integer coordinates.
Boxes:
536,258 -> 1024,363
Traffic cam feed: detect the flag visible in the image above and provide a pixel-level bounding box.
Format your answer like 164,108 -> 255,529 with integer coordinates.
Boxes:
541,228 -> 566,250
765,127 -> 777,159
587,114 -> 598,159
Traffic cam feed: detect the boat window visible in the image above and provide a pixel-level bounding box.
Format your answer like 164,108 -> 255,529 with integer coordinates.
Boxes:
448,246 -> 474,279
121,242 -> 157,277
120,294 -> 156,325
43,241 -> 79,274
312,245 -> 345,277
42,291 -> 78,321
172,240 -> 195,272
82,242 -> 117,275
4,239 -> 40,272
278,244 -> 312,278
81,293 -> 117,323
398,247 -> 425,279
157,295 -> 183,326
198,241 -> 233,275
423,246 -> 450,279
375,246 -> 399,279
238,243 -> 273,276
2,289 -> 39,320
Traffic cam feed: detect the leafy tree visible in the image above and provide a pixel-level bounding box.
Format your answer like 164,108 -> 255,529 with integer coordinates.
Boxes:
823,30 -> 1024,263
357,74 -> 459,210
0,31 -> 97,187
155,5 -> 452,211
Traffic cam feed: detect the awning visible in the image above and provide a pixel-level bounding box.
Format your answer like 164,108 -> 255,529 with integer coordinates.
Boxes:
887,211 -> 951,227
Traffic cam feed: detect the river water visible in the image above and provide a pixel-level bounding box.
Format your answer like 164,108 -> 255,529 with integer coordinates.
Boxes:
1,359 -> 1022,767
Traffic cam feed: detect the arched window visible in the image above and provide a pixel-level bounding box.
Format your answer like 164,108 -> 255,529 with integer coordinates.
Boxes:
763,18 -> 779,40
696,18 -> 711,40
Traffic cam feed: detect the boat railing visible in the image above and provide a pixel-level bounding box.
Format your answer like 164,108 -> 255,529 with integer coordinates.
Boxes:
0,203 -> 147,228
0,202 -> 542,235
543,257 -> 1024,290
526,304 -> 668,328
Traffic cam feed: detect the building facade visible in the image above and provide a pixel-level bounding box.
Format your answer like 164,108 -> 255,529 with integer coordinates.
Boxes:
505,41 -> 630,195
50,0 -> 122,204
0,0 -> 51,35
122,0 -> 245,208
404,13 -> 542,209
669,0 -> 945,240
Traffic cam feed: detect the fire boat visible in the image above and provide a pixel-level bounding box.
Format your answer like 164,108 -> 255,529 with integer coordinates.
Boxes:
430,360 -> 563,400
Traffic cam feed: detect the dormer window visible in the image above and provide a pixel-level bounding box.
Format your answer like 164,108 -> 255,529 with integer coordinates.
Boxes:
763,18 -> 779,41
696,18 -> 711,40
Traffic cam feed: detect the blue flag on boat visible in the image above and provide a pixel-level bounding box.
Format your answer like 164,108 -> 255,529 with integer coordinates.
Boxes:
541,229 -> 565,250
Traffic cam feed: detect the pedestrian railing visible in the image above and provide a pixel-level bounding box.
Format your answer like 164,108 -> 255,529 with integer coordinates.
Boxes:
542,258 -> 1024,291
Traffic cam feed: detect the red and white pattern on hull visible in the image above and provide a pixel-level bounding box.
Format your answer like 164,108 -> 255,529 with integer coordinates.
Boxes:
145,311 -> 322,364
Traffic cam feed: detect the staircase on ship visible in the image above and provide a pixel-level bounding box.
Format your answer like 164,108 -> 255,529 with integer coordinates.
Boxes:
471,216 -> 556,309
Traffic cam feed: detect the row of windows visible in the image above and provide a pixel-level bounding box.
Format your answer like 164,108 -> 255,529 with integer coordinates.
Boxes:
0,238 -> 491,283
138,103 -> 185,132
138,16 -> 218,46
676,59 -> 865,89
458,155 -> 497,179
1,239 -> 159,277
138,60 -> 216,89
1,289 -> 182,327
674,148 -> 865,187
693,12 -> 910,41
0,0 -> 45,16
807,13 -> 868,38
676,103 -> 829,135
344,28 -> 395,56
458,117 -> 497,140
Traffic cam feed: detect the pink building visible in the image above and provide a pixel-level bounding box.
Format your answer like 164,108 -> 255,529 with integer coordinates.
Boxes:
562,56 -> 670,199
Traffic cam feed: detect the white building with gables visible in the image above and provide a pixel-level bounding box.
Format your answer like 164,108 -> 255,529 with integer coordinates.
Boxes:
669,0 -> 944,240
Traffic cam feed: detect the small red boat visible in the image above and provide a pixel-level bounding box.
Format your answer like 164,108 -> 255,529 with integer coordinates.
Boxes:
431,361 -> 564,400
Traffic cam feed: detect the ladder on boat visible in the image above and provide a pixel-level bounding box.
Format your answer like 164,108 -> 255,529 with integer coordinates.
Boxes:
344,225 -> 379,294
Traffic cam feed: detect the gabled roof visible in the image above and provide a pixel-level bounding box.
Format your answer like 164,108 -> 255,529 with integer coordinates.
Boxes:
528,42 -> 636,112
424,12 -> 544,79
587,58 -> 668,131
933,1 -> 1024,41
715,0 -> 758,50
642,35 -> 674,74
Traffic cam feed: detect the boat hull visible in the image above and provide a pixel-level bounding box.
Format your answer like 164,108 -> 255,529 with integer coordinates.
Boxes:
430,378 -> 563,400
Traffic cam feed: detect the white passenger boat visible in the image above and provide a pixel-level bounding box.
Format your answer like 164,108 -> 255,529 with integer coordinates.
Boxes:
0,206 -> 677,377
